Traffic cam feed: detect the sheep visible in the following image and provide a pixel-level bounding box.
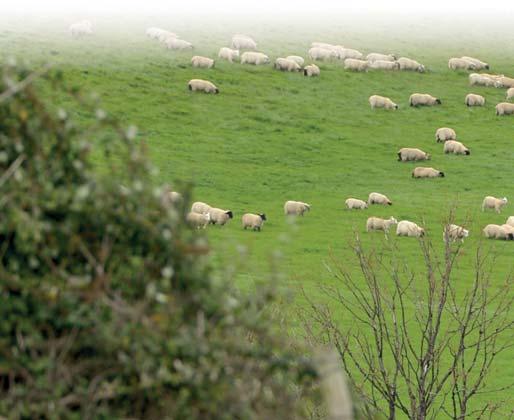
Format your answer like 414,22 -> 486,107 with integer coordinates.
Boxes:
443,140 -> 470,155
186,212 -> 210,229
188,79 -> 219,94
398,148 -> 430,162
448,57 -> 476,71
338,48 -> 364,60
397,57 -> 425,72
369,95 -> 398,110
497,76 -> 514,88
443,224 -> 469,243
242,213 -> 267,231
366,53 -> 396,63
284,200 -> 311,216
304,64 -> 320,77
69,20 -> 92,37
241,52 -> 270,65
165,38 -> 193,50
191,201 -> 211,214
409,93 -> 441,107
169,191 -> 183,204
396,220 -> 425,237
507,216 -> 514,227
469,73 -> 499,87
502,224 -> 514,237
345,198 -> 368,210
311,42 -> 337,49
465,93 -> 485,106
231,35 -> 257,50
495,102 -> 514,116
344,58 -> 368,72
308,47 -> 335,61
435,127 -> 457,142
482,196 -> 508,213
461,56 -> 489,70
366,216 -> 398,233
368,192 -> 392,206
191,56 -> 215,69
412,167 -> 445,178
483,224 -> 514,240
368,60 -> 400,71
208,208 -> 234,225
507,88 -> 514,100
218,47 -> 240,63
146,28 -> 177,41
286,55 -> 305,66
275,58 -> 302,72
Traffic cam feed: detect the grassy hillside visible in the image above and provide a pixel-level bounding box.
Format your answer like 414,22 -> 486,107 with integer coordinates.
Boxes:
1,15 -> 513,415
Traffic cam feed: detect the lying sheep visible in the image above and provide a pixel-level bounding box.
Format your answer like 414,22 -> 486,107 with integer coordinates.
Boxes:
284,200 -> 311,216
191,56 -> 215,69
397,57 -> 425,72
369,95 -> 398,110
448,57 -> 476,71
483,224 -> 514,240
368,192 -> 392,205
412,167 -> 445,178
231,35 -> 257,50
344,58 -> 368,72
165,38 -> 193,50
396,220 -> 425,237
366,216 -> 398,233
507,88 -> 514,100
304,64 -> 320,77
286,55 -> 305,66
242,213 -> 267,231
507,216 -> 514,227
69,20 -> 92,37
308,47 -> 335,61
191,201 -> 211,214
496,102 -> 514,116
398,148 -> 430,162
366,53 -> 396,63
275,58 -> 302,72
443,224 -> 469,243
186,212 -> 210,229
435,127 -> 457,142
241,52 -> 270,65
482,196 -> 508,213
444,140 -> 470,155
369,60 -> 400,71
218,47 -> 239,62
345,198 -> 368,210
465,93 -> 485,106
409,93 -> 441,107
461,56 -> 489,70
209,208 -> 234,225
188,79 -> 219,94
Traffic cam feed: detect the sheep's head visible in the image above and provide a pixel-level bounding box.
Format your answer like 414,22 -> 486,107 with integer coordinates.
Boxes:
436,99 -> 442,104
418,65 -> 426,73
226,210 -> 234,219
389,217 -> 398,224
502,197 -> 508,204
439,171 -> 445,177
259,214 -> 267,221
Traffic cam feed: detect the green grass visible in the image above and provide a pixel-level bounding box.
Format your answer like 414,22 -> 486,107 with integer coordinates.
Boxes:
1,15 -> 513,415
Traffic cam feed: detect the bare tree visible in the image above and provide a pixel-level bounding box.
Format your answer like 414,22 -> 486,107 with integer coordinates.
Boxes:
301,223 -> 513,420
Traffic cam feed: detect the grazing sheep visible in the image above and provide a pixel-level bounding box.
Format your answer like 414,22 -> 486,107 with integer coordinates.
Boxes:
231,35 -> 257,50
465,93 -> 485,106
284,200 -> 311,216
241,52 -> 270,65
69,20 -> 92,37
482,196 -> 508,213
483,224 -> 514,240
469,73 -> 499,87
304,64 -> 320,77
502,224 -> 514,237
397,57 -> 425,72
369,95 -> 398,110
368,192 -> 392,206
308,47 -> 335,61
444,140 -> 470,155
275,58 -> 302,72
496,102 -> 514,116
507,88 -> 514,100
208,208 -> 234,225
366,216 -> 398,233
506,216 -> 514,227
191,201 -> 211,214
191,56 -> 215,69
461,56 -> 489,70
345,198 -> 368,210
286,55 -> 305,66
338,48 -> 364,60
218,47 -> 240,63
242,213 -> 267,231
398,148 -> 430,162
396,220 -> 425,237
165,38 -> 193,50
409,93 -> 441,107
186,212 -> 210,229
368,60 -> 400,71
497,76 -> 514,88
412,167 -> 445,178
448,57 -> 476,71
443,224 -> 469,243
435,127 -> 457,142
311,42 -> 337,49
366,53 -> 396,63
188,79 -> 219,94
344,58 -> 368,72
147,28 -> 177,41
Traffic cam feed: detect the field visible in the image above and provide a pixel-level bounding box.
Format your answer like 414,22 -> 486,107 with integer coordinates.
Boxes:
1,13 -> 513,415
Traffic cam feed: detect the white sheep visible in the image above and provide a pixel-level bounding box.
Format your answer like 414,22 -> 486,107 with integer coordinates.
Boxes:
496,102 -> 514,116
398,148 -> 430,162
482,196 -> 508,213
304,64 -> 320,77
344,59 -> 368,72
241,52 -> 270,65
286,56 -> 305,66
191,56 -> 215,69
366,216 -> 398,233
191,201 -> 211,214
69,20 -> 93,37
483,224 -> 514,240
465,93 -> 485,106
218,47 -> 240,63
231,35 -> 257,50
506,88 -> 514,100
369,95 -> 398,110
308,47 -> 335,61
366,53 -> 396,63
409,93 -> 441,107
165,38 -> 193,50
496,76 -> 514,88
338,48 -> 363,60
461,56 -> 489,70
275,58 -> 302,72
448,58 -> 476,71
186,212 -> 210,229
443,140 -> 470,155
506,216 -> 514,227
396,220 -> 425,237
345,198 -> 368,210
469,73 -> 502,87
435,127 -> 457,142
443,224 -> 469,243
188,79 -> 219,94
242,213 -> 267,231
208,208 -> 234,225
412,167 -> 445,178
397,57 -> 425,72
368,192 -> 392,206
369,60 -> 400,71
284,200 -> 311,216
